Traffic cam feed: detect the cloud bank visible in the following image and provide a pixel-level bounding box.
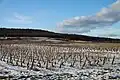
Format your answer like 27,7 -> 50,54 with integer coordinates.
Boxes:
58,0 -> 120,33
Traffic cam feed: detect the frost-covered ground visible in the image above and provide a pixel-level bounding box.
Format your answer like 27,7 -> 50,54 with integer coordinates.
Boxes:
0,41 -> 120,80
0,60 -> 120,80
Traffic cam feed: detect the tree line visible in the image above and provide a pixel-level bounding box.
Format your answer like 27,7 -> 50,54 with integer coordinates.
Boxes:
0,28 -> 120,43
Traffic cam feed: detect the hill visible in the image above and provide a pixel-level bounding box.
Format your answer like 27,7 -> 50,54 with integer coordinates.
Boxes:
0,28 -> 120,42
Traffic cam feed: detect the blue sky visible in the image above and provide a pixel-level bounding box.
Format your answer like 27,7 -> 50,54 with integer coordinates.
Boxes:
0,0 -> 120,38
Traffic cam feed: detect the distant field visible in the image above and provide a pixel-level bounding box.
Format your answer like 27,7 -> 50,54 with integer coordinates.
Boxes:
72,42 -> 120,48
1,38 -> 120,48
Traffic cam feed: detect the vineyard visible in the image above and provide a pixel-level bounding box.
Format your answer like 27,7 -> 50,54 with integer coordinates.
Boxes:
0,41 -> 120,80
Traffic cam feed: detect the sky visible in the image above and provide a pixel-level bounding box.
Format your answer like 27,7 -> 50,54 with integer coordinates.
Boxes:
0,0 -> 120,38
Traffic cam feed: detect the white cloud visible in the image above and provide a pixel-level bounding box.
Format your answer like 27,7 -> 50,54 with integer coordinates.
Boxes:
7,12 -> 33,24
99,28 -> 120,39
58,0 -> 120,33
82,27 -> 120,39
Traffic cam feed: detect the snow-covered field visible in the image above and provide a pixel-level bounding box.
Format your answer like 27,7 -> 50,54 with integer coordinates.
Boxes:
0,60 -> 120,80
0,42 -> 120,80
